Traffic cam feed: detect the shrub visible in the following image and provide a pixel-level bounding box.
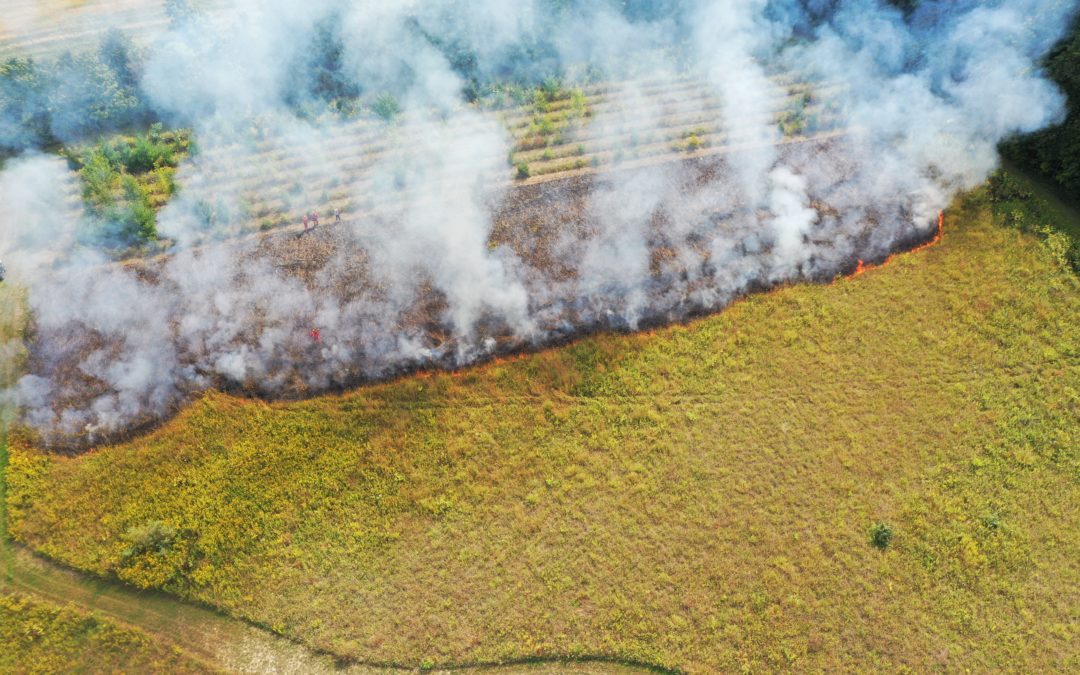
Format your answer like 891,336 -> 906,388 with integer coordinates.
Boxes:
531,88 -> 550,113
987,169 -> 1033,203
120,133 -> 176,173
372,93 -> 400,122
122,521 -> 176,559
870,523 -> 894,550
79,151 -> 116,209
515,162 -> 530,180
569,88 -> 587,118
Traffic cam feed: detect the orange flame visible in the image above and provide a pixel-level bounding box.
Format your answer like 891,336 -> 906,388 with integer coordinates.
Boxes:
841,210 -> 944,281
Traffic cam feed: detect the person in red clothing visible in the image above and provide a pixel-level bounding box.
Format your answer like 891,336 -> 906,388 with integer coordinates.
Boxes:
310,327 -> 321,343
302,213 -> 310,232
312,209 -> 319,228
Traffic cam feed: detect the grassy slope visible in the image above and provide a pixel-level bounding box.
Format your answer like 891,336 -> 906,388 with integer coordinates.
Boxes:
6,184 -> 1080,672
0,591 -> 211,674
2,280 -> 214,674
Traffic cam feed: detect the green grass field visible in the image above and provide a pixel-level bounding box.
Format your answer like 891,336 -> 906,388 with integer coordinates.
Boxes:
5,178 -> 1080,672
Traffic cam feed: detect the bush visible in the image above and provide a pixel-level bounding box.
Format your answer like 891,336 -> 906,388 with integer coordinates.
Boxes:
372,93 -> 400,122
122,521 -> 176,559
870,523 -> 894,550
119,132 -> 176,173
987,170 -> 1033,203
79,151 -> 116,209
515,162 -> 530,180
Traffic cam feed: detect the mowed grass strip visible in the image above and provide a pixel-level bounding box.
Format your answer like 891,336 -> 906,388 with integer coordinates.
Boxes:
5,187 -> 1080,672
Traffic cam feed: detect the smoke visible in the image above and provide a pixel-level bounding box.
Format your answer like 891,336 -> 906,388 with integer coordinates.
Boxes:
0,0 -> 1075,449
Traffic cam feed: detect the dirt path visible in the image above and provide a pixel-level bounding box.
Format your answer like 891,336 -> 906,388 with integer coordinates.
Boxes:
0,278 -> 661,671
2,430 -> 662,674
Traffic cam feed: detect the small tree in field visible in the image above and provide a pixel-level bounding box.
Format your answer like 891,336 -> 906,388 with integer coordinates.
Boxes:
870,523 -> 894,550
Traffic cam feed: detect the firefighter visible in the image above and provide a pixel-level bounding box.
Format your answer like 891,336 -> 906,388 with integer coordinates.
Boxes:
302,213 -> 310,232
312,209 -> 319,228
310,327 -> 321,343
334,207 -> 341,224
0,259 -> 6,283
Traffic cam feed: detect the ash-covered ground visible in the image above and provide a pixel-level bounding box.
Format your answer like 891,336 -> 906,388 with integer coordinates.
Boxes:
20,137 -> 935,452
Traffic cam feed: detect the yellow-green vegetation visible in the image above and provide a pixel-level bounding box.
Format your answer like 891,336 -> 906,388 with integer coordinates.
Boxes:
0,591 -> 210,673
5,182 -> 1080,672
64,124 -> 192,247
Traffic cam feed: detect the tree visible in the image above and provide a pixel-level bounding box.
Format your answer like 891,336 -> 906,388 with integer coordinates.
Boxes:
49,51 -> 139,141
99,28 -> 140,91
1003,17 -> 1080,195
0,57 -> 53,150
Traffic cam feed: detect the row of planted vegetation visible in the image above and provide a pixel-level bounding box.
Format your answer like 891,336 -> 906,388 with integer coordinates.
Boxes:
51,73 -> 836,254
2,10 -> 838,255
2,0 -> 1078,257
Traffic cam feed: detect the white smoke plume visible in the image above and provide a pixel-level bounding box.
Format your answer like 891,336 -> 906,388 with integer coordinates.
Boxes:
0,0 -> 1075,449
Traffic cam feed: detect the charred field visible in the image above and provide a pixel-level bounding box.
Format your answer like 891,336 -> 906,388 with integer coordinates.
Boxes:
21,139 -> 942,453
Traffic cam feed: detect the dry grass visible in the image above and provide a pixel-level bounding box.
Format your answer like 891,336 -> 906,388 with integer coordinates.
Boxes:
0,0 -> 232,60
0,591 -> 212,673
6,185 -> 1080,672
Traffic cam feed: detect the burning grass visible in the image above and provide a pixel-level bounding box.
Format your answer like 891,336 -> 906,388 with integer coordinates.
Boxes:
6,183 -> 1079,672
21,138 -> 942,453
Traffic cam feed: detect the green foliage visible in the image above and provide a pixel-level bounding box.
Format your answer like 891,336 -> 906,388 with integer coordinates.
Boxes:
49,50 -> 141,141
515,161 -> 530,179
68,126 -> 189,247
778,109 -> 806,137
372,93 -> 400,122
119,125 -> 177,174
1003,18 -> 1080,195
988,168 -> 1080,272
870,523 -> 894,550
0,30 -> 153,151
78,151 -> 116,210
98,28 -> 140,91
122,521 -> 177,560
0,57 -> 53,150
115,175 -> 157,242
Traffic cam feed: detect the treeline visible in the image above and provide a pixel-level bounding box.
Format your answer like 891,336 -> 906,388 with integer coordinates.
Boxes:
0,29 -> 150,154
1002,15 -> 1080,198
